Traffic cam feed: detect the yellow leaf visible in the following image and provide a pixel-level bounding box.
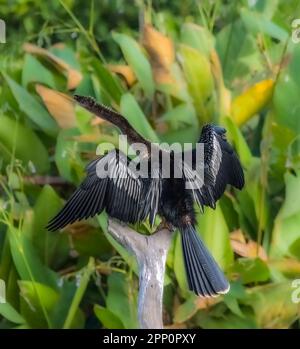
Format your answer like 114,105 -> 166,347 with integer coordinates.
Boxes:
23,43 -> 82,90
231,79 -> 274,125
142,24 -> 175,85
107,64 -> 136,86
35,85 -> 76,129
268,258 -> 300,277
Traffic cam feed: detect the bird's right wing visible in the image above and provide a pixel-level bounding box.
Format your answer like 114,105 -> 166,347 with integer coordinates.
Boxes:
183,125 -> 244,210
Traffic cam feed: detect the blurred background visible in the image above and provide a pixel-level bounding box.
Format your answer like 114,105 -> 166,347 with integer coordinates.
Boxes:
0,0 -> 300,329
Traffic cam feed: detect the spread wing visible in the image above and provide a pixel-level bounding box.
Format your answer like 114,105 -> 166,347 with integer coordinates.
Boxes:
47,150 -> 143,231
185,124 -> 244,209
47,150 -> 165,231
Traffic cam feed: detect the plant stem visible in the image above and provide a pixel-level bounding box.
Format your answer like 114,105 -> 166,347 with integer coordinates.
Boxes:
63,257 -> 95,329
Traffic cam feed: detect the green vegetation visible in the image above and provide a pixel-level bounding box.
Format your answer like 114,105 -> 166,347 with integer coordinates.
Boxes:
0,0 -> 300,329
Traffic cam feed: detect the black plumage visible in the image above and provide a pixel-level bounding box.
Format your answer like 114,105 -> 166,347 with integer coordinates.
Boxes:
47,95 -> 244,297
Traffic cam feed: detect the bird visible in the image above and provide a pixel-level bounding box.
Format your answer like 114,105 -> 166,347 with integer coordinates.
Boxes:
47,95 -> 244,298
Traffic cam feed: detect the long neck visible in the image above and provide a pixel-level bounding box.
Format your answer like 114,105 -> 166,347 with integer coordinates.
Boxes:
74,95 -> 150,147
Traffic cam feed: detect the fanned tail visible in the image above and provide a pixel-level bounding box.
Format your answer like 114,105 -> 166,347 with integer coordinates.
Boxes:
180,224 -> 230,297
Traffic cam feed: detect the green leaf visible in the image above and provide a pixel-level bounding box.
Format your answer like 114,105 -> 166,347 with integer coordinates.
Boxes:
181,23 -> 215,56
50,46 -> 81,70
243,282 -> 299,328
216,19 -> 258,84
106,272 -> 138,329
173,295 -> 198,323
179,44 -> 215,123
0,302 -> 25,324
55,128 -> 84,183
196,309 -> 257,329
8,225 -> 58,290
73,228 -> 112,258
240,8 -> 288,42
92,60 -> 123,104
29,185 -> 69,268
223,296 -> 245,318
271,170 -> 300,258
50,280 -> 85,329
0,114 -> 50,173
75,74 -> 96,98
18,280 -> 59,329
19,281 -> 59,312
273,45 -> 300,133
4,74 -> 58,136
22,54 -> 56,88
230,258 -> 270,284
224,116 -> 252,168
94,305 -> 124,329
197,204 -> 234,270
289,44 -> 300,88
161,103 -> 198,130
250,0 -> 279,19
120,93 -> 159,142
173,232 -> 189,296
160,125 -> 199,145
113,32 -> 154,98
97,212 -> 138,273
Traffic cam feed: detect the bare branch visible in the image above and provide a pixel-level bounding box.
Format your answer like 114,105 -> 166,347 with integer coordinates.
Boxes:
24,176 -> 69,186
107,218 -> 173,329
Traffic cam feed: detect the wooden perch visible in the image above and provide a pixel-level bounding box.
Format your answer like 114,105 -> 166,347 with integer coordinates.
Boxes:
107,218 -> 173,329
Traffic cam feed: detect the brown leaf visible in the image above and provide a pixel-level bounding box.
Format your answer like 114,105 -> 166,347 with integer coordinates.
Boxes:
72,133 -> 101,143
23,43 -> 82,90
36,84 -> 76,129
107,64 -> 136,86
230,230 -> 268,261
142,24 -> 175,85
230,229 -> 246,244
64,221 -> 93,236
91,117 -> 106,126
196,296 -> 219,310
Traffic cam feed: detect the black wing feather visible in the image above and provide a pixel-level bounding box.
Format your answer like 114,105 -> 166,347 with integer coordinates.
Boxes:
47,150 -> 142,231
186,124 -> 244,209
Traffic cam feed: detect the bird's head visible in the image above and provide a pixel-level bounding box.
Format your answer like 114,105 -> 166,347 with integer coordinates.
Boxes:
212,125 -> 226,136
201,124 -> 227,139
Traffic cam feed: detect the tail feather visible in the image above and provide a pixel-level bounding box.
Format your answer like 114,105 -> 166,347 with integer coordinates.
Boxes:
181,225 -> 229,297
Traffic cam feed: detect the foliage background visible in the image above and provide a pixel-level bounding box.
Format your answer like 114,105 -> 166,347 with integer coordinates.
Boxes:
0,0 -> 300,329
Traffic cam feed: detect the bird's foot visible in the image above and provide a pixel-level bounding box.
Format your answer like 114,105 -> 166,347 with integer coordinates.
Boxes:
155,219 -> 175,233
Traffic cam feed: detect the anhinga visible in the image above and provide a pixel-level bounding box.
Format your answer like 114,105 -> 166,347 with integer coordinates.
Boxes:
47,95 -> 244,297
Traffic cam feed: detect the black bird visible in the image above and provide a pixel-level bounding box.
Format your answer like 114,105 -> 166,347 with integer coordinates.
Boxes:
47,95 -> 244,297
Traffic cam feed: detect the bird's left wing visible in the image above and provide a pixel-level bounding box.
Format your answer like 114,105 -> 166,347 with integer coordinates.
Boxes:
47,150 -> 143,231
